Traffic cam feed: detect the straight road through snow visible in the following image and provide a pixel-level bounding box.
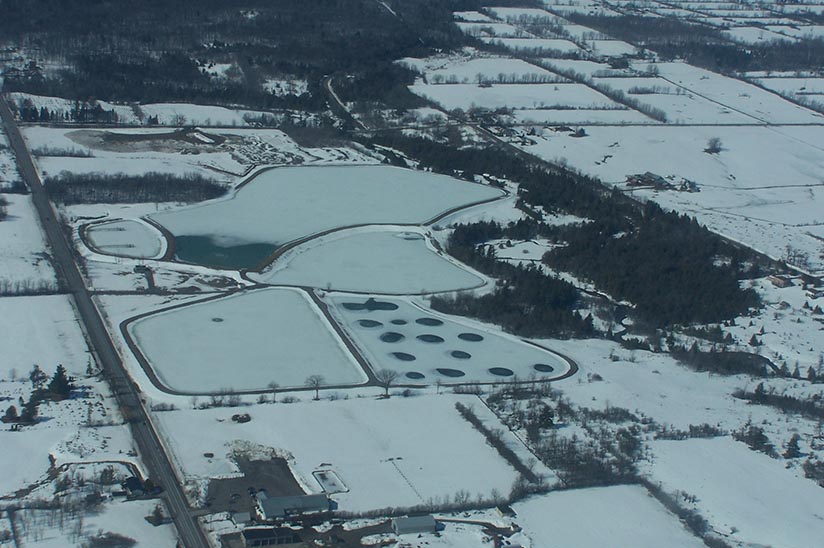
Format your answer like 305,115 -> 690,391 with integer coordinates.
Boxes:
0,97 -> 210,548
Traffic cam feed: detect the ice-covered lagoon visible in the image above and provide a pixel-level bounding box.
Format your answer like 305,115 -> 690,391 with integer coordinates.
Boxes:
149,165 -> 504,269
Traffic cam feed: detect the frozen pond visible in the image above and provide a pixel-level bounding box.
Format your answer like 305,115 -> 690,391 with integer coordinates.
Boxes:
250,228 -> 485,294
149,165 -> 502,268
85,219 -> 164,259
126,288 -> 367,392
329,296 -> 572,384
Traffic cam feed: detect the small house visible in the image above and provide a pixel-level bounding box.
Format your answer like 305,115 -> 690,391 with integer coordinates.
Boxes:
767,275 -> 793,288
121,476 -> 144,498
391,515 -> 438,535
241,527 -> 302,547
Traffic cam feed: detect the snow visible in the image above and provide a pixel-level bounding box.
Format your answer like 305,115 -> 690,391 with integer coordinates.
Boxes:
150,165 -> 503,248
456,22 -> 530,38
85,219 -> 166,259
0,294 -> 93,380
587,39 -> 639,56
510,108 -> 654,124
481,37 -> 584,54
154,394 -> 522,512
645,438 -> 824,548
251,228 -> 486,294
516,123 -> 824,272
405,56 -> 560,84
327,295 -> 572,385
0,193 -> 57,287
127,287 -> 367,393
514,486 -> 705,548
409,83 -> 621,111
262,78 -> 309,96
453,11 -> 495,22
487,7 -> 564,23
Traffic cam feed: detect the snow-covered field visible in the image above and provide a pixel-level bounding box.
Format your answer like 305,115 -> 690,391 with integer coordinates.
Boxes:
510,108 -> 654,124
328,295 -> 572,384
514,486 -> 705,548
127,287 -> 367,393
401,55 -> 561,84
0,194 -> 57,287
645,438 -> 824,548
154,394 -> 522,512
85,219 -> 166,259
150,165 -> 502,248
251,228 -> 486,294
481,37 -> 584,54
408,83 -> 620,111
516,123 -> 824,272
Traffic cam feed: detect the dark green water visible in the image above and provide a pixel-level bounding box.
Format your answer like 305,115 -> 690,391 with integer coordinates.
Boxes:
174,235 -> 278,270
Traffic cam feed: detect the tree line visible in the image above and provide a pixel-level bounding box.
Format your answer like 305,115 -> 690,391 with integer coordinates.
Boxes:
45,172 -> 227,204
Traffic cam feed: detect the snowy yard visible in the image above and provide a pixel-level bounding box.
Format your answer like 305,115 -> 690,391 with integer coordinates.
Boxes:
154,394 -> 523,512
251,228 -> 486,294
0,194 -> 57,288
127,287 -> 367,393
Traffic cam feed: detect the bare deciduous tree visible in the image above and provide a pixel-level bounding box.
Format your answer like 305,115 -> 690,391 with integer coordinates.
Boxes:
305,375 -> 325,400
374,369 -> 400,397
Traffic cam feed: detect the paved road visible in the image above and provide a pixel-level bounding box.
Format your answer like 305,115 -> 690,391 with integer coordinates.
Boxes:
0,97 -> 210,548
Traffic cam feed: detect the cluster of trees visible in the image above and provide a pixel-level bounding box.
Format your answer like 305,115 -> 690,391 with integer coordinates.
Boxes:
1,0 -> 471,112
45,172 -> 227,204
670,344 -> 773,376
734,382 -> 824,422
2,364 -> 75,424
732,421 -> 777,457
431,222 -> 594,338
373,135 -> 765,329
568,14 -> 824,73
16,98 -> 122,124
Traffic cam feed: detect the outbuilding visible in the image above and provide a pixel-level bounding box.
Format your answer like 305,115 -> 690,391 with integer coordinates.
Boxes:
391,515 -> 438,535
241,527 -> 302,547
255,492 -> 330,521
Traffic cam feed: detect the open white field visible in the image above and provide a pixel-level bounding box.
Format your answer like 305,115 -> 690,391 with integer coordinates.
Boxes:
409,83 -> 620,111
456,21 -> 529,37
127,288 -> 367,393
587,39 -> 639,56
251,228 -> 485,294
85,219 -> 165,259
0,131 -> 19,190
514,486 -> 704,548
150,165 -> 502,247
510,108 -> 654,124
540,58 -> 632,78
754,76 -> 824,97
453,10 -> 495,22
0,294 -> 92,380
402,55 -> 561,84
555,22 -> 608,41
486,6 -> 564,23
645,438 -> 824,548
481,37 -> 584,54
722,25 -> 798,44
518,123 -> 824,271
154,394 -> 522,512
8,92 -> 282,127
766,24 -> 824,39
0,194 -> 57,287
641,61 -> 824,124
328,295 -> 572,384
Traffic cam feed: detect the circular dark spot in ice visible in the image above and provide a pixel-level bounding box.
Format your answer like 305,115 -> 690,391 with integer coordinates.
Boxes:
391,352 -> 416,362
436,368 -> 465,378
416,317 -> 444,326
390,319 -> 408,325
489,367 -> 514,377
534,363 -> 555,373
406,372 -> 425,380
417,334 -> 444,343
458,332 -> 483,342
358,319 -> 383,328
211,317 -> 224,322
380,332 -> 405,343
450,350 -> 471,360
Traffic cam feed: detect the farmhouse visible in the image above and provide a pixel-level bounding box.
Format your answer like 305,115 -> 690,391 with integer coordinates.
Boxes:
626,172 -> 670,189
254,492 -> 330,521
391,515 -> 438,535
768,275 -> 793,288
241,527 -> 303,547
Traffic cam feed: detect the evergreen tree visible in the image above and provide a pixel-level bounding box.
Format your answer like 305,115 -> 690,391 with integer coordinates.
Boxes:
1,405 -> 18,423
29,364 -> 47,389
784,434 -> 802,459
47,364 -> 73,399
